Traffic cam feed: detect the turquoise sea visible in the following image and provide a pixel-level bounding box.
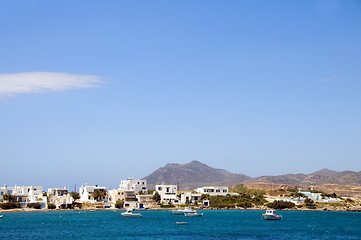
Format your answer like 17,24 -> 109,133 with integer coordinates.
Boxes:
1,210 -> 361,239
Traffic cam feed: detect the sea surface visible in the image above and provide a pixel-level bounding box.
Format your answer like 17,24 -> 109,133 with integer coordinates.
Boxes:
1,209 -> 361,239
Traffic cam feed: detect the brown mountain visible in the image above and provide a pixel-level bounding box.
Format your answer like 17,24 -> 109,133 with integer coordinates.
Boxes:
143,161 -> 361,190
248,169 -> 361,186
143,160 -> 251,190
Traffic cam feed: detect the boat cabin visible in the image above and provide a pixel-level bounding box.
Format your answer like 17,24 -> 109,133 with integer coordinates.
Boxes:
265,210 -> 277,215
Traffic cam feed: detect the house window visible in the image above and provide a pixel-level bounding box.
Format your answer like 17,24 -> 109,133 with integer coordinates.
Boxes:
216,190 -> 220,192
223,190 -> 227,192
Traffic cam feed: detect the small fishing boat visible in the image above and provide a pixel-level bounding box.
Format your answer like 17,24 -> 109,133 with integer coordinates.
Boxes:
184,212 -> 203,217
262,209 -> 282,220
176,222 -> 187,225
121,209 -> 142,218
172,207 -> 196,215
0,215 -> 3,219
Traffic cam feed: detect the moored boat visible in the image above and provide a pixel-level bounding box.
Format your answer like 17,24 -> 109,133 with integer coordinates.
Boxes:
262,209 -> 282,220
176,221 -> 187,225
121,209 -> 142,218
172,207 -> 196,215
184,212 -> 203,217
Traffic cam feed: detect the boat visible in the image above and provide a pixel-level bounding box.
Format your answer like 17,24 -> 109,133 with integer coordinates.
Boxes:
176,222 -> 187,225
0,215 -> 3,219
184,212 -> 203,216
172,207 -> 196,215
121,209 -> 142,218
262,209 -> 282,220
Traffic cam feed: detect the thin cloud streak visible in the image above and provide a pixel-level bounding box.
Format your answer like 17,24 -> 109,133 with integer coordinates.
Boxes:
0,72 -> 101,97
322,76 -> 343,82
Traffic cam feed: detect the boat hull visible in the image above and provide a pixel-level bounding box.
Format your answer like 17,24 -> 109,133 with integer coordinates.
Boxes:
262,214 -> 282,220
184,212 -> 203,217
121,213 -> 142,218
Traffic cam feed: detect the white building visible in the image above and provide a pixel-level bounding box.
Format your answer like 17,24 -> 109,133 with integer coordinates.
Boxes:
0,185 -> 47,208
155,184 -> 178,204
79,184 -> 109,204
196,186 -> 229,196
108,189 -> 126,206
180,192 -> 201,204
275,197 -> 305,205
136,194 -> 154,209
298,189 -> 341,203
123,190 -> 138,209
119,178 -> 147,194
47,187 -> 73,209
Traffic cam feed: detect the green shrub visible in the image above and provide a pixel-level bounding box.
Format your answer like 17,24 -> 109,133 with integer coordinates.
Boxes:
266,200 -> 295,209
160,204 -> 175,208
27,203 -> 41,209
304,198 -> 315,206
153,192 -> 161,203
48,204 -> 56,209
0,202 -> 21,209
115,200 -> 124,209
70,192 -> 80,200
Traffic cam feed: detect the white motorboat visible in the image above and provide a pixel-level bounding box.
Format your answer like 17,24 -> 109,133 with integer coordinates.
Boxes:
176,222 -> 187,225
0,215 -> 3,219
121,209 -> 142,218
262,209 -> 282,220
184,212 -> 203,217
172,207 -> 196,215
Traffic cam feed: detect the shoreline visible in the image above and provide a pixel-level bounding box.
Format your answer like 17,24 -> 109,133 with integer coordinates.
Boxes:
2,206 -> 361,213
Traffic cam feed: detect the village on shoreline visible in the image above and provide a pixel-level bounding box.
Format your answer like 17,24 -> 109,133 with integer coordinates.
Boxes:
2,178 -> 361,213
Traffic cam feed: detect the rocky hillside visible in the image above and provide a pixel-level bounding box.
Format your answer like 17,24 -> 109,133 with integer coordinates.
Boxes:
143,160 -> 251,190
143,161 -> 361,190
249,169 -> 361,186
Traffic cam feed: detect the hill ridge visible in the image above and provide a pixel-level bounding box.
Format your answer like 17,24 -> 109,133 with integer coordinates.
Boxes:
143,161 -> 361,190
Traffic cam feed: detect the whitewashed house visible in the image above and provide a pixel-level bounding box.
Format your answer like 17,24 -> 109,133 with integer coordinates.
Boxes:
180,192 -> 202,204
47,187 -> 73,209
108,189 -> 126,206
0,185 -> 47,208
275,196 -> 305,205
119,178 -> 147,194
196,186 -> 229,196
79,184 -> 109,205
298,189 -> 341,203
136,194 -> 154,209
155,184 -> 179,204
123,190 -> 138,209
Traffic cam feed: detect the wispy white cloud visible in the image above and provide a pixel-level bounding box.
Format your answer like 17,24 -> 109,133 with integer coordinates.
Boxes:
0,72 -> 101,97
321,76 -> 343,82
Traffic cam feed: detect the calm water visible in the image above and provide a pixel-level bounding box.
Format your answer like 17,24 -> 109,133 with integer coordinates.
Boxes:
1,210 -> 361,239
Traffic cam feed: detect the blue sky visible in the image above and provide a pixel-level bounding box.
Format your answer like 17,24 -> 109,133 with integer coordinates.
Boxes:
1,0 -> 361,189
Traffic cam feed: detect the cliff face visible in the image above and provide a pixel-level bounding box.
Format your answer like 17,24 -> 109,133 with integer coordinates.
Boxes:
143,161 -> 361,190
